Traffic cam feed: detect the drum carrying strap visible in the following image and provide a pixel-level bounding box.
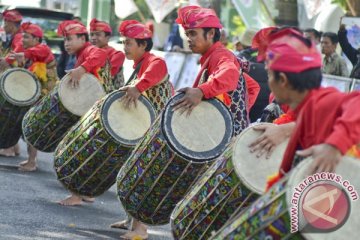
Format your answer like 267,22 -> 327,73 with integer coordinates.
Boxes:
198,56 -> 249,136
125,60 -> 143,86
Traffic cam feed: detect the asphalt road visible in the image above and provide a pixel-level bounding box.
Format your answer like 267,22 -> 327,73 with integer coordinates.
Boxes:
0,140 -> 172,240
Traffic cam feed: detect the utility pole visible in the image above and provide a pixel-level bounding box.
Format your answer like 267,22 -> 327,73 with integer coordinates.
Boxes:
86,0 -> 95,27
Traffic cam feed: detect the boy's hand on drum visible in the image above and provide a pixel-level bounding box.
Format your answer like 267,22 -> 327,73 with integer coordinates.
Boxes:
172,87 -> 203,116
249,123 -> 294,159
68,66 -> 86,88
296,144 -> 342,174
120,86 -> 141,109
8,52 -> 25,66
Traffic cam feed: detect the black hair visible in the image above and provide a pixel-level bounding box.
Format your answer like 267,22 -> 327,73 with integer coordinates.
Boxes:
304,28 -> 321,40
274,68 -> 322,92
203,27 -> 220,42
322,32 -> 338,44
135,38 -> 153,52
76,33 -> 89,42
105,32 -> 111,37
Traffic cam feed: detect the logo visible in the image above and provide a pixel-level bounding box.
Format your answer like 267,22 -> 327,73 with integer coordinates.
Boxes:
301,183 -> 350,232
290,172 -> 358,233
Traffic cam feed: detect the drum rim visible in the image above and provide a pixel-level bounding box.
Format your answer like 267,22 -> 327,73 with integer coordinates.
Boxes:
101,90 -> 156,146
0,68 -> 41,106
58,73 -> 105,116
162,93 -> 234,162
233,122 -> 284,195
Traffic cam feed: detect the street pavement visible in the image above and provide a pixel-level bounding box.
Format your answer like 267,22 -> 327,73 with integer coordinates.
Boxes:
0,140 -> 173,240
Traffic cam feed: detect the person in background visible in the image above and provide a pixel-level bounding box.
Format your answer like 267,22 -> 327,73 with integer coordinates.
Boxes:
90,18 -> 125,89
321,31 -> 349,77
303,28 -> 321,52
234,28 -> 258,62
0,9 -> 23,157
57,16 -> 82,78
338,23 -> 360,79
164,21 -> 184,52
220,29 -> 228,47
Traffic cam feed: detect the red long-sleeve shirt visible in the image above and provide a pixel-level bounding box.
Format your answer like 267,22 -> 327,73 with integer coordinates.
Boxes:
24,43 -> 55,63
280,87 -> 360,175
244,72 -> 260,111
194,41 -> 239,99
133,51 -> 168,93
75,42 -> 107,74
103,45 -> 125,77
5,31 -> 24,64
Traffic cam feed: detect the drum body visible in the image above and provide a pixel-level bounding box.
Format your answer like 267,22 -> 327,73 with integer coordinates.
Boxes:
0,68 -> 41,148
171,123 -> 287,240
22,73 -> 106,152
54,91 -> 156,197
211,156 -> 360,240
117,94 -> 234,225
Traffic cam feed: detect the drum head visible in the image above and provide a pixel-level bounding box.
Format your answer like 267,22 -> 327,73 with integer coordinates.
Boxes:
162,93 -> 234,162
101,90 -> 156,146
286,156 -> 360,239
59,73 -> 106,116
0,68 -> 41,106
233,123 -> 288,194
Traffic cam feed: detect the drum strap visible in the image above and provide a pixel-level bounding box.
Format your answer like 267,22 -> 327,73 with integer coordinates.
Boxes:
125,60 -> 143,86
198,50 -> 249,135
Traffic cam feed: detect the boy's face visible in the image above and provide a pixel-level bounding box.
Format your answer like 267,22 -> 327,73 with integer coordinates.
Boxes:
267,68 -> 290,105
3,20 -> 17,34
90,31 -> 109,48
22,32 -> 38,49
64,34 -> 86,55
185,28 -> 214,55
123,37 -> 145,61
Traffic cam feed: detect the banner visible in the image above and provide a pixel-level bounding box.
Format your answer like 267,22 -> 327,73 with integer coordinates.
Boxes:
114,0 -> 138,19
145,0 -> 177,23
231,0 -> 273,29
303,0 -> 331,19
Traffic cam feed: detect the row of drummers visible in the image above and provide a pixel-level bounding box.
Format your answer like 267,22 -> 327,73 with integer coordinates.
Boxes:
3,62 -> 360,239
1,7 -> 360,240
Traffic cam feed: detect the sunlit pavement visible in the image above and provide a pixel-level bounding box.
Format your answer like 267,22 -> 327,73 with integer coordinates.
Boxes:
0,140 -> 172,240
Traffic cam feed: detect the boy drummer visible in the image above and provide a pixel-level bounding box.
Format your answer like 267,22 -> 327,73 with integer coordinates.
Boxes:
172,6 -> 250,135
9,22 -> 58,171
56,20 -> 111,206
111,20 -> 173,240
89,18 -> 125,89
252,28 -> 360,186
118,20 -> 173,114
0,9 -> 23,157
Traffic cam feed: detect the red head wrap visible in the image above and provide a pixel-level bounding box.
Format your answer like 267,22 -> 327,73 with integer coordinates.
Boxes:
266,29 -> 322,73
252,27 -> 278,62
90,18 -> 112,34
21,22 -> 43,38
57,20 -> 87,37
176,5 -> 222,29
118,20 -> 152,39
2,10 -> 22,22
